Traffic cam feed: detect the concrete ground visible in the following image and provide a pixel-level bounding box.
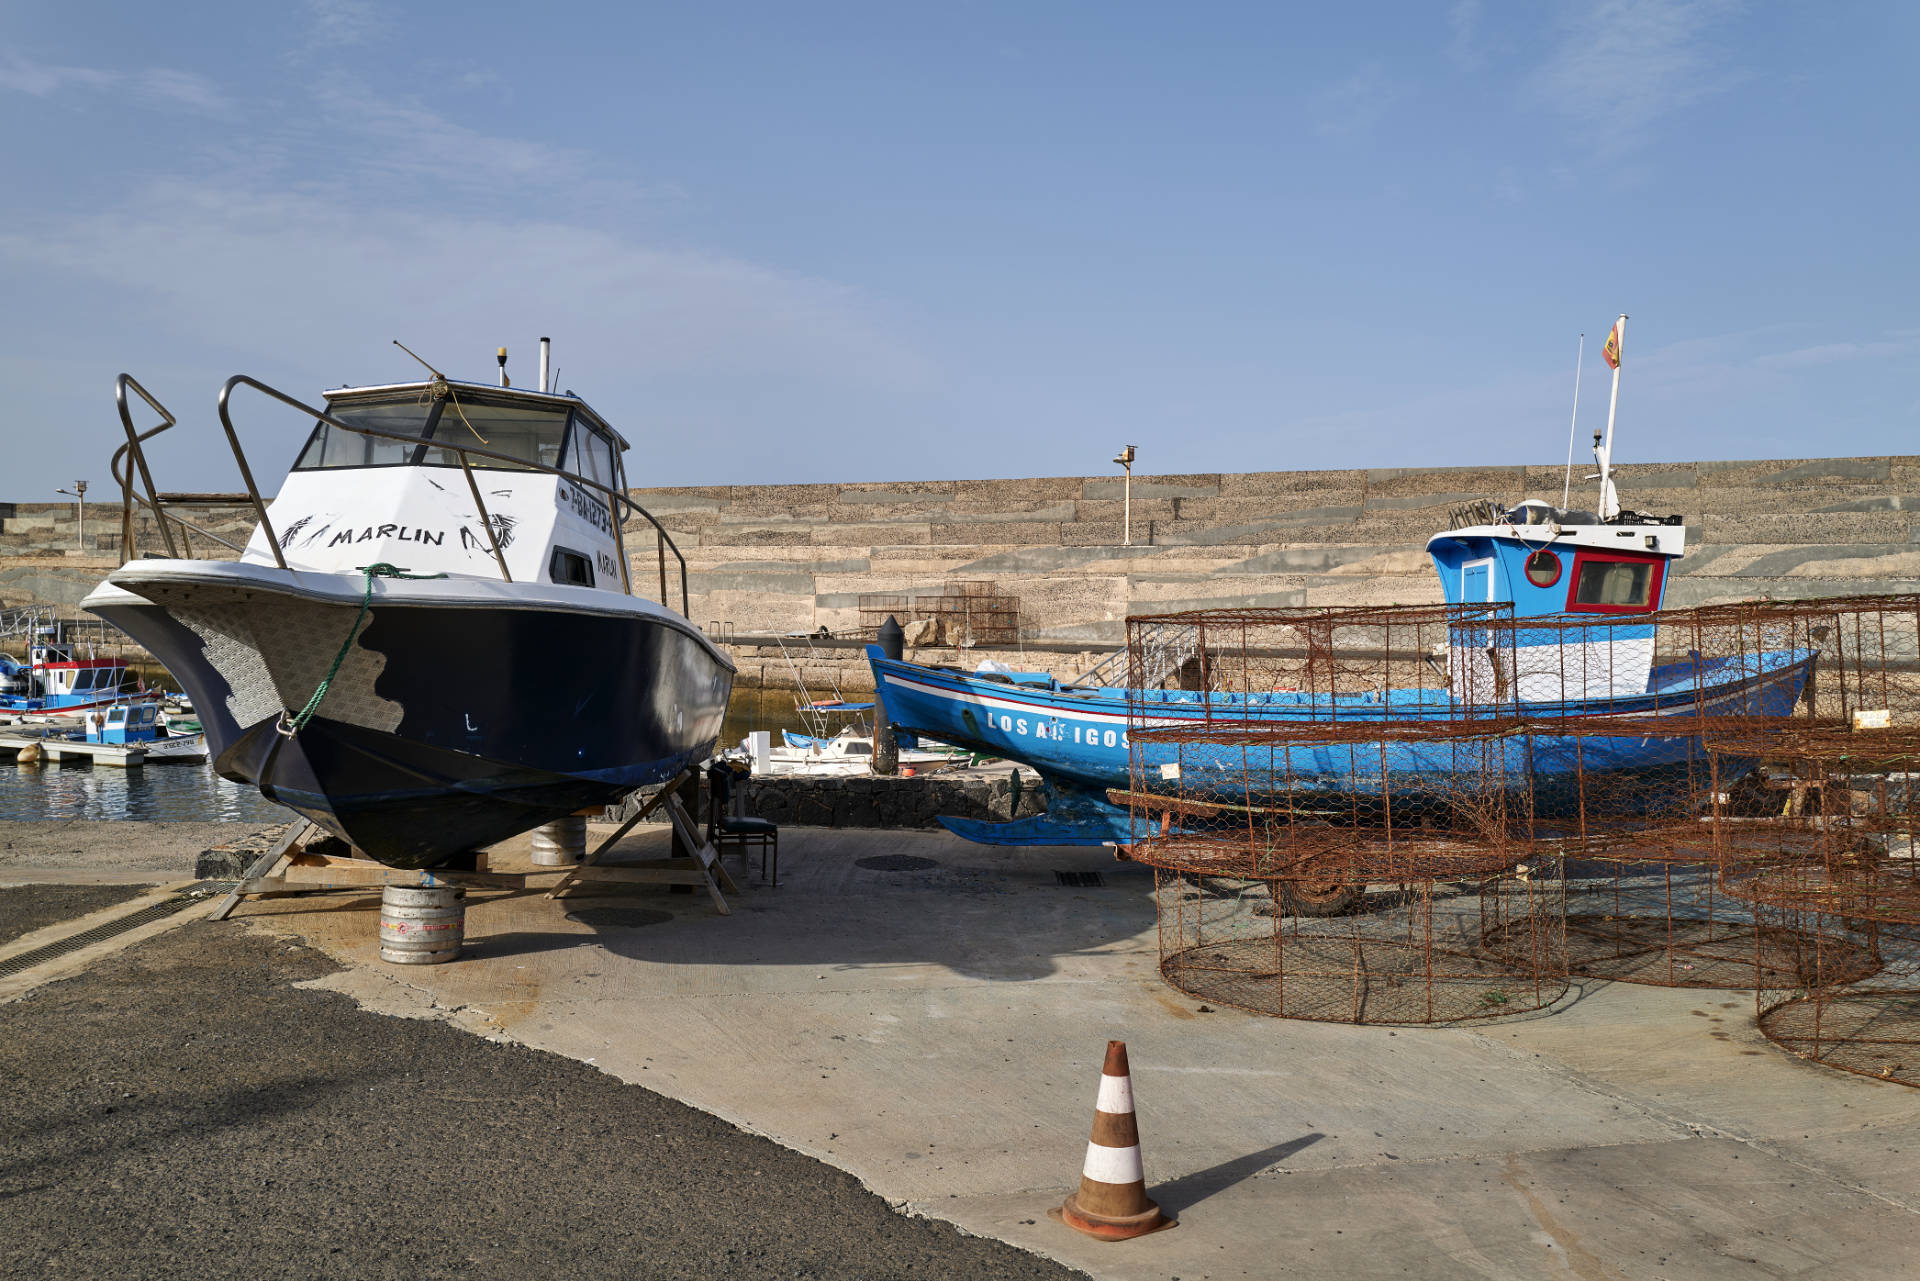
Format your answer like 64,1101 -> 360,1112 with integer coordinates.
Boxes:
0,820 -> 281,883
173,822 -> 1920,1281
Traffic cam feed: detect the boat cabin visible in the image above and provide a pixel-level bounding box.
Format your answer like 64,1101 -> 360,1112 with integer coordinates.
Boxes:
85,702 -> 160,744
0,627 -> 136,711
246,380 -> 631,589
1426,500 -> 1688,703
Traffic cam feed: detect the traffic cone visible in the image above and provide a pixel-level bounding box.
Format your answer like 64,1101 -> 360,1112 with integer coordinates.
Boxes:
1051,1040 -> 1173,1240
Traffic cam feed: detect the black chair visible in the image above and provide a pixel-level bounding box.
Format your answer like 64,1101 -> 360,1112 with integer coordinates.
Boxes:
707,760 -> 777,886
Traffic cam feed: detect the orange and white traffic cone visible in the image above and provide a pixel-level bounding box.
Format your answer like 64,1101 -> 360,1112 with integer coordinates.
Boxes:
1051,1040 -> 1173,1241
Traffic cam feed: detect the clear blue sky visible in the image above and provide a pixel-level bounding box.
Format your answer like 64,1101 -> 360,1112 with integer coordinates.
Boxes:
3,1 -> 1914,498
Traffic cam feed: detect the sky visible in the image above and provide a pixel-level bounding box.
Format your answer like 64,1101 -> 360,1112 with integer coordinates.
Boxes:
2,1 -> 1915,498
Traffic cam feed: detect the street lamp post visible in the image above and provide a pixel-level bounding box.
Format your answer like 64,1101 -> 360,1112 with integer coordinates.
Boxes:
1112,445 -> 1136,546
55,479 -> 87,552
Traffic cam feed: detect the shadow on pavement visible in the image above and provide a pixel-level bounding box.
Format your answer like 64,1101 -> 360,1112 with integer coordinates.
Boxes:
1151,1132 -> 1326,1214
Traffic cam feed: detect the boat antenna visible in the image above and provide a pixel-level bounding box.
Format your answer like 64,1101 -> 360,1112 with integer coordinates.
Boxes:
390,339 -> 489,445
391,339 -> 444,380
1561,332 -> 1584,509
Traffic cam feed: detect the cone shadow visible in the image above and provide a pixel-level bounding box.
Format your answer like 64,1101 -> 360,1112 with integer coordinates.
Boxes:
1151,1132 -> 1325,1214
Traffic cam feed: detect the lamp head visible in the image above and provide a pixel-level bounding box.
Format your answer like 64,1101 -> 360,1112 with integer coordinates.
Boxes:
1112,444 -> 1136,467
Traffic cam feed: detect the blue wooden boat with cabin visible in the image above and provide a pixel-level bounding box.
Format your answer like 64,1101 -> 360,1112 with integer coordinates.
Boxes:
867,334 -> 1813,848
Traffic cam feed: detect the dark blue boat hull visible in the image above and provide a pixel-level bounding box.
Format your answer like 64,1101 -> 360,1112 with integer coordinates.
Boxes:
92,592 -> 731,868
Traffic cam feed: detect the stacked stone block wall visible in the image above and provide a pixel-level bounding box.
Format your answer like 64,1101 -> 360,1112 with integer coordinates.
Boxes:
8,455 -> 1920,694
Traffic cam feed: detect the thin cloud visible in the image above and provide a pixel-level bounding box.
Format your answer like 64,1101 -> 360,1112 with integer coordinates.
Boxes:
1447,0 -> 1487,71
1310,63 -> 1403,139
304,0 -> 387,50
309,79 -> 585,185
0,51 -> 226,112
0,177 -> 937,391
1529,0 -> 1743,151
1753,335 -> 1920,371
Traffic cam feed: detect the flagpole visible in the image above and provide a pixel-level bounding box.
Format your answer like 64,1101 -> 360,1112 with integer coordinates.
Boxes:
1562,332 -> 1584,509
1597,313 -> 1626,520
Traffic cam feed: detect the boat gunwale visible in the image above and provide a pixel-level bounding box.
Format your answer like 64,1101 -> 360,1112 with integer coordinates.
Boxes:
87,561 -> 737,673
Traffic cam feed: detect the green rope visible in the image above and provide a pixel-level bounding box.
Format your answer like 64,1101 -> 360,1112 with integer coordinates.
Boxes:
280,563 -> 447,737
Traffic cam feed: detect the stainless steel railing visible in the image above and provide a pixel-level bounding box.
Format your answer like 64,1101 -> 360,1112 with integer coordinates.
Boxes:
112,371 -> 691,616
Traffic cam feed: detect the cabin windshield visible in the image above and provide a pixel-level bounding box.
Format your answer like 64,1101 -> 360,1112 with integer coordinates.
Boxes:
1572,560 -> 1654,609
294,396 -> 577,474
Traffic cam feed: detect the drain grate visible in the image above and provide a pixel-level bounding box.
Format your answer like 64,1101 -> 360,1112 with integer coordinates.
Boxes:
0,893 -> 201,979
856,855 -> 939,872
1054,870 -> 1104,888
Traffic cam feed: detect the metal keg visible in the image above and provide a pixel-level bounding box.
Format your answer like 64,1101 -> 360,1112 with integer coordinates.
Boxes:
530,814 -> 587,867
379,885 -> 465,965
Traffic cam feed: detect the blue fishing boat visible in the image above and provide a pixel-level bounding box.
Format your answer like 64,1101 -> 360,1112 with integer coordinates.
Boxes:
0,622 -> 157,716
868,363 -> 1813,847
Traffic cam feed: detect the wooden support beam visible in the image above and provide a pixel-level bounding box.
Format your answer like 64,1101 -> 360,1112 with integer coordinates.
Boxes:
207,820 -> 314,920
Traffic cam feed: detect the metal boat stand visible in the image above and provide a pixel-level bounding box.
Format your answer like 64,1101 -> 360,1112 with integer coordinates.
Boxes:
546,771 -> 740,915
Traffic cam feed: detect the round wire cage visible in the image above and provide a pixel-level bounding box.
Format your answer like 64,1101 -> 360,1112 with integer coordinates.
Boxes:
1155,862 -> 1568,1025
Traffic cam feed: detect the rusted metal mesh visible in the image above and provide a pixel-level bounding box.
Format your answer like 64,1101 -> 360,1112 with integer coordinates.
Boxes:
1118,605 -> 1564,1023
1154,864 -> 1568,1024
1555,858 -> 1880,989
1122,598 -> 1920,1006
1124,603 -> 1515,712
1689,595 -> 1920,739
1714,721 -> 1920,1084
1119,605 -> 1526,882
1486,602 -> 1917,987
857,581 -> 1021,646
1756,932 -> 1920,1088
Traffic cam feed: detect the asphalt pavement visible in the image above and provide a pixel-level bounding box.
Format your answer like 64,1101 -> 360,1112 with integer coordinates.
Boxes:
0,916 -> 1086,1281
0,882 -> 154,946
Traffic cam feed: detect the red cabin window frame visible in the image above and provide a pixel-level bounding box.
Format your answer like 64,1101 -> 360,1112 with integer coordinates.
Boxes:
1522,548 -> 1562,589
1564,549 -> 1665,615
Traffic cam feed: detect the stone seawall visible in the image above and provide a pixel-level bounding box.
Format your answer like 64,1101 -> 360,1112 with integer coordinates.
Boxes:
637,457 -> 1920,650
9,455 -> 1920,693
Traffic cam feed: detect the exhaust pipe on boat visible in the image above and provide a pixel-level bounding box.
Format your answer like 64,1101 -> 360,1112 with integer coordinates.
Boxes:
540,337 -> 551,393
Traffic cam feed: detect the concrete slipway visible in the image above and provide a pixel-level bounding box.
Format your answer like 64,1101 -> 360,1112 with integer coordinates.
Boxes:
229,826 -> 1920,1280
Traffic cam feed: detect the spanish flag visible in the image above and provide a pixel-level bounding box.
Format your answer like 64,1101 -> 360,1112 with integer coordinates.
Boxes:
1602,317 -> 1623,370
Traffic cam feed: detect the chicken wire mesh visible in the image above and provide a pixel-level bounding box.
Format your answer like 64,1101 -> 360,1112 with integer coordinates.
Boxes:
1119,598 -> 1920,1008
1154,864 -> 1567,1025
1118,606 -> 1564,1024
1119,605 -> 1527,880
1713,726 -> 1920,1085
1488,600 -> 1917,988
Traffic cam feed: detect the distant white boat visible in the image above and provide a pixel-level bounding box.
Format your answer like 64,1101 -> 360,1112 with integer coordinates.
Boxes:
735,727 -> 967,777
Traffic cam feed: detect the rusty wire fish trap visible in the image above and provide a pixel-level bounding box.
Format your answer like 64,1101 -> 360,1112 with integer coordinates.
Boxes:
1121,605 -> 1568,1025
1463,600 -> 1918,989
1711,724 -> 1920,1086
1486,609 -> 1755,986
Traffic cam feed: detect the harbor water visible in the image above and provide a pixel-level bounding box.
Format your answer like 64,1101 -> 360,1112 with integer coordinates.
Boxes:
0,684 -> 857,825
0,759 -> 290,823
